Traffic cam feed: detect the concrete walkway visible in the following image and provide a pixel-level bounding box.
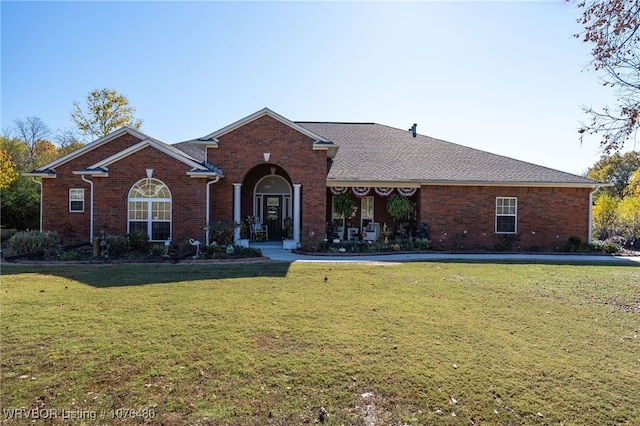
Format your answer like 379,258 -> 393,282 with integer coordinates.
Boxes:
253,242 -> 640,265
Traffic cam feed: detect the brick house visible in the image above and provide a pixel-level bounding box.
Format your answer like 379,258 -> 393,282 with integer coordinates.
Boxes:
26,108 -> 603,251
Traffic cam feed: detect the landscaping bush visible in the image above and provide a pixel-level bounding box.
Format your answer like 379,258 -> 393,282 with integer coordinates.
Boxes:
602,242 -> 621,253
414,239 -> 431,250
60,250 -> 82,261
564,236 -> 582,252
5,230 -> 61,256
232,245 -> 262,258
106,236 -> 130,258
127,232 -> 149,251
209,220 -> 235,245
151,244 -> 165,257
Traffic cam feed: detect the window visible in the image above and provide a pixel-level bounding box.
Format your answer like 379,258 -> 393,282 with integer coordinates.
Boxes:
69,188 -> 84,212
128,178 -> 171,241
361,196 -> 374,229
496,197 -> 517,233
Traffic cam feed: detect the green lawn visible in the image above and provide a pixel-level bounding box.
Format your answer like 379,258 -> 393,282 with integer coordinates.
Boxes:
1,261 -> 639,425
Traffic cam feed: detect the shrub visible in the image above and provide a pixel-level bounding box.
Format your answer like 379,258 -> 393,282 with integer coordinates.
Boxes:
5,230 -> 61,256
565,236 -> 582,252
207,243 -> 225,255
232,245 -> 262,258
415,222 -> 430,241
209,220 -> 235,245
415,239 -> 431,250
127,232 -> 149,251
151,244 -> 165,257
60,250 -> 82,261
106,236 -> 130,258
602,242 -> 621,253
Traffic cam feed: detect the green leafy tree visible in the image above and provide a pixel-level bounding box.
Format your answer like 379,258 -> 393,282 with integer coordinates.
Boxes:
617,195 -> 640,239
572,0 -> 640,152
0,149 -> 19,190
624,168 -> 640,197
586,151 -> 640,198
71,88 -> 142,140
592,193 -> 620,239
0,176 -> 40,230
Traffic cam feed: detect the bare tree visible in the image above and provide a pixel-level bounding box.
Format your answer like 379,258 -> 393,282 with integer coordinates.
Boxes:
13,116 -> 51,169
573,0 -> 640,152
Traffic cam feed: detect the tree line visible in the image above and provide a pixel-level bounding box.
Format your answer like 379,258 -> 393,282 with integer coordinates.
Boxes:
1,89 -> 141,230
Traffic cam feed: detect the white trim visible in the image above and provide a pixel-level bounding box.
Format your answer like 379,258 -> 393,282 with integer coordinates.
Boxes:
31,127 -> 148,172
127,178 -> 172,242
69,188 -> 85,213
495,197 -> 518,234
328,180 -> 605,189
89,139 -> 209,172
80,176 -> 94,242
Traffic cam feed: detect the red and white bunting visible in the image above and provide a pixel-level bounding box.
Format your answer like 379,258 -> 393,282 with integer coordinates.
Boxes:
330,187 -> 348,195
374,187 -> 394,197
352,187 -> 371,197
397,187 -> 417,197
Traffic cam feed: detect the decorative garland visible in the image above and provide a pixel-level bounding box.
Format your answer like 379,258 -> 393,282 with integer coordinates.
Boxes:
330,187 -> 348,195
352,187 -> 371,197
374,187 -> 394,197
397,187 -> 417,197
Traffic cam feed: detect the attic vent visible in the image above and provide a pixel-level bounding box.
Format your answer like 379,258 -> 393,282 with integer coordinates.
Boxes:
409,123 -> 417,138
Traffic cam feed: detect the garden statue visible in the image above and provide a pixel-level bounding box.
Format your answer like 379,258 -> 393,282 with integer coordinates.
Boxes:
189,238 -> 201,258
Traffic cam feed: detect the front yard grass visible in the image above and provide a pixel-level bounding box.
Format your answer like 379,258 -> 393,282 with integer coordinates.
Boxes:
1,262 -> 639,425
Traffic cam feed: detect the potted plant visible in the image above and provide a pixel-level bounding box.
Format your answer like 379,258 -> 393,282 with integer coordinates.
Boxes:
333,192 -> 356,240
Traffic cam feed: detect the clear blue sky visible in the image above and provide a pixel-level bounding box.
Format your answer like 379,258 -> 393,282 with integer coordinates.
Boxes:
1,1 -> 628,175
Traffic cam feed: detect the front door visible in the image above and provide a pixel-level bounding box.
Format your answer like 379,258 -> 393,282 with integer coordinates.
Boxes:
264,196 -> 282,240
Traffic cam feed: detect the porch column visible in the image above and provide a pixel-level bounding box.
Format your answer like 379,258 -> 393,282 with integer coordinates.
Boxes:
233,183 -> 242,242
293,184 -> 301,244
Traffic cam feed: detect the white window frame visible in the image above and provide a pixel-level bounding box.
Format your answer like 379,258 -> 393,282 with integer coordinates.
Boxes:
360,196 -> 374,229
127,178 -> 172,242
69,188 -> 85,212
495,197 -> 517,234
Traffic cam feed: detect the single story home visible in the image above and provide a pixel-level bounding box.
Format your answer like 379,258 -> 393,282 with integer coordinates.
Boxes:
26,107 -> 603,251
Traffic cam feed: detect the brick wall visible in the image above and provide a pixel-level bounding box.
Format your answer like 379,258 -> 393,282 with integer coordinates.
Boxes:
419,185 -> 592,250
207,115 -> 328,240
42,134 -> 210,246
40,125 -> 593,252
42,133 -> 145,244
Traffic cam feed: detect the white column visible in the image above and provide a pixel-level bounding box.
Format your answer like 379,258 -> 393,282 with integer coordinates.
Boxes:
233,183 -> 242,242
293,184 -> 301,244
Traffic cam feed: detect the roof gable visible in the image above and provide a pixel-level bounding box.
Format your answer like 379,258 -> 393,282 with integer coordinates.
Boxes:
193,107 -> 333,145
28,126 -> 223,178
88,139 -> 212,173
31,127 -> 148,173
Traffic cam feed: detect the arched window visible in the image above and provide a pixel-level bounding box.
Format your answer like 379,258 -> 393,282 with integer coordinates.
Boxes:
128,178 -> 171,241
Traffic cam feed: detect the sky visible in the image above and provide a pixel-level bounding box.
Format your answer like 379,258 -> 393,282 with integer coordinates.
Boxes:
1,0 -> 633,175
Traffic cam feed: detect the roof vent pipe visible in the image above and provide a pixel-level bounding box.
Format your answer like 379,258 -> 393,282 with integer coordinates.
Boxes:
409,123 -> 417,138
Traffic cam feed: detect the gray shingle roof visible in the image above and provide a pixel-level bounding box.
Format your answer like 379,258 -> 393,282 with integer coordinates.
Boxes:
297,122 -> 597,186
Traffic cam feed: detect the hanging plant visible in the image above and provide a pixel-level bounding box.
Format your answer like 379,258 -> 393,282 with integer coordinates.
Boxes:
334,192 -> 356,238
334,192 -> 356,219
386,193 -> 414,221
